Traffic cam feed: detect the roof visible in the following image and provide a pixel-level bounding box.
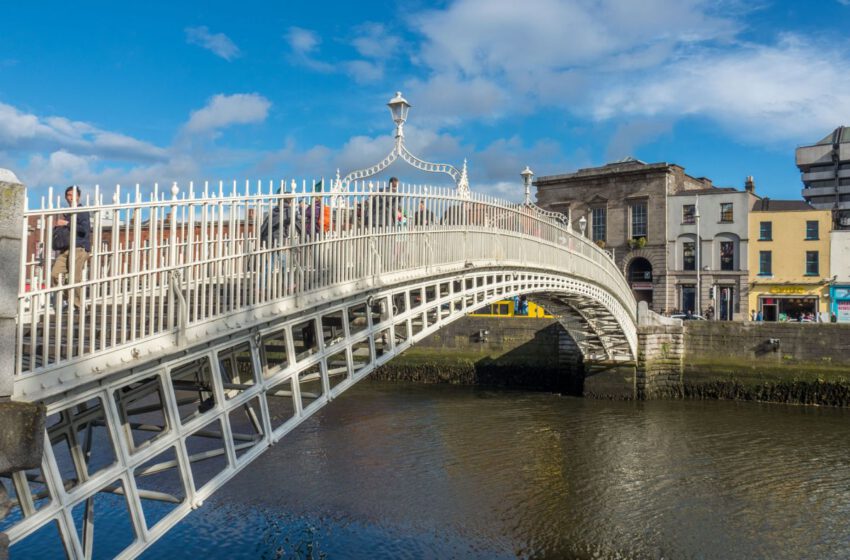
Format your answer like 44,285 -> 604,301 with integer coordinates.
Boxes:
535,159 -> 680,184
672,187 -> 740,196
814,125 -> 849,146
751,198 -> 816,212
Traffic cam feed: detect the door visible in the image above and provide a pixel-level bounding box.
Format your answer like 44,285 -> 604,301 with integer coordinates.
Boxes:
681,286 -> 696,314
719,287 -> 733,320
762,303 -> 777,321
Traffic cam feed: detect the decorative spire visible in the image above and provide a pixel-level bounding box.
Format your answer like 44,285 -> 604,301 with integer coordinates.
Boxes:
457,159 -> 470,198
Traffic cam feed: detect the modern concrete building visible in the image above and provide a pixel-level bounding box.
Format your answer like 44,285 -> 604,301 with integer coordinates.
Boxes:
796,125 -> 850,228
748,199 -> 832,321
535,159 -> 713,313
667,178 -> 759,320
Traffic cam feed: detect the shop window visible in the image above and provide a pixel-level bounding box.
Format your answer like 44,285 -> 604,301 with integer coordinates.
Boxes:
682,204 -> 695,225
591,206 -> 606,243
719,203 -> 733,223
720,241 -> 734,271
759,251 -> 772,275
630,202 -> 647,240
759,221 -> 772,241
805,221 -> 819,240
805,251 -> 819,276
683,242 -> 695,271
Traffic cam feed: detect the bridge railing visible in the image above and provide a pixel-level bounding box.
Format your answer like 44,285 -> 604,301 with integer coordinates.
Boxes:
17,179 -> 635,379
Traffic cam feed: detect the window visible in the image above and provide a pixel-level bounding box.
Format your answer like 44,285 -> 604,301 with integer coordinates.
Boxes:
720,203 -> 733,222
759,221 -> 772,241
682,204 -> 695,224
805,220 -> 819,240
806,251 -> 819,276
631,202 -> 647,239
759,251 -> 772,275
591,206 -> 606,243
720,241 -> 734,271
683,241 -> 696,271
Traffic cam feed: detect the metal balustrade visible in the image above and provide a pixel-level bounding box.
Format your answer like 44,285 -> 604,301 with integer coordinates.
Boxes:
16,179 -> 636,401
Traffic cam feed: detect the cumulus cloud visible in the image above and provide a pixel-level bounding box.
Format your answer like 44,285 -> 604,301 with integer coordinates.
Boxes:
593,37 -> 850,142
285,27 -> 335,72
0,102 -> 167,162
183,93 -> 271,134
403,0 -> 850,145
185,26 -> 241,61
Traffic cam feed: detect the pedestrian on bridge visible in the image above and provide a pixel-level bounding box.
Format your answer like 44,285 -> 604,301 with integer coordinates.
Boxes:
414,199 -> 435,226
50,185 -> 91,309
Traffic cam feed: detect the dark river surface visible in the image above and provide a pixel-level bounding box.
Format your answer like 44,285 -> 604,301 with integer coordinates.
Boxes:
132,381 -> 850,559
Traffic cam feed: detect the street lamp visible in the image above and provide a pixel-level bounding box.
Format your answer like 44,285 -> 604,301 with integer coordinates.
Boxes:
695,201 -> 701,316
521,166 -> 534,205
579,215 -> 587,237
340,92 -> 469,195
387,92 -> 411,140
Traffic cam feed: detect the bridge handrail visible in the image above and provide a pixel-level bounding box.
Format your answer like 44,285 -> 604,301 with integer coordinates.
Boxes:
17,179 -> 636,380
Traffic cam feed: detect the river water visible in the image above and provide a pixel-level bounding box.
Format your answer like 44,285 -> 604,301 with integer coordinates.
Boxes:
130,381 -> 850,559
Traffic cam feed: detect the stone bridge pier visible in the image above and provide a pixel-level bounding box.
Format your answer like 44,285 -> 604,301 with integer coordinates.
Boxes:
577,301 -> 683,399
0,172 -> 45,559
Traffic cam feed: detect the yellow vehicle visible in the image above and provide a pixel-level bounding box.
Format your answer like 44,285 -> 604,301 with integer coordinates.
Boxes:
469,298 -> 552,318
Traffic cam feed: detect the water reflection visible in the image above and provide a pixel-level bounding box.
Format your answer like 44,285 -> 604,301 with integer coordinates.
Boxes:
140,382 -> 850,559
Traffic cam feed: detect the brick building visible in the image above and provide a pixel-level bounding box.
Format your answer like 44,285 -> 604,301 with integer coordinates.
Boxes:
534,159 -> 714,313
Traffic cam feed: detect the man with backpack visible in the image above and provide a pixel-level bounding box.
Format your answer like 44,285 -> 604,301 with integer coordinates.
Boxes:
51,185 -> 91,309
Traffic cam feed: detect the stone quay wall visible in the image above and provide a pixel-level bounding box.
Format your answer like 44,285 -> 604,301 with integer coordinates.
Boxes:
371,316 -> 582,393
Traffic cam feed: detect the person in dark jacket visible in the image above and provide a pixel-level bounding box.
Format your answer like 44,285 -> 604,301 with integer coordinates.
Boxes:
51,185 -> 91,308
413,199 -> 435,226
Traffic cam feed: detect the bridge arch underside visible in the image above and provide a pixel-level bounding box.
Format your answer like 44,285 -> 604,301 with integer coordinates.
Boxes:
4,268 -> 635,558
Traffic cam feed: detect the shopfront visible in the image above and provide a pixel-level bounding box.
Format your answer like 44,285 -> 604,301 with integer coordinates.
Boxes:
756,285 -> 826,321
830,286 -> 850,323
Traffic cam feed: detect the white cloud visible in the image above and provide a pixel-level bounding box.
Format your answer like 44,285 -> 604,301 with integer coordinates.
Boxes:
286,27 -> 321,55
0,102 -> 167,161
402,75 -> 509,125
404,0 -> 850,145
593,37 -> 850,142
183,93 -> 271,134
351,23 -> 399,60
285,27 -> 335,72
185,26 -> 241,61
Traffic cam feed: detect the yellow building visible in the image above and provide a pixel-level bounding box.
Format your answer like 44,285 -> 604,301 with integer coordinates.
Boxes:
748,199 -> 831,321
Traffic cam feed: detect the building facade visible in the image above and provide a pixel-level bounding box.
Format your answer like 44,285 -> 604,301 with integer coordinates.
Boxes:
748,199 -> 832,321
797,125 -> 850,228
667,181 -> 758,320
535,159 -> 712,313
830,230 -> 850,322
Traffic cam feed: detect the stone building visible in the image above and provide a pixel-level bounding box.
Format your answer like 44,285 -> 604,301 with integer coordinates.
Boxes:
535,159 -> 713,313
666,179 -> 759,320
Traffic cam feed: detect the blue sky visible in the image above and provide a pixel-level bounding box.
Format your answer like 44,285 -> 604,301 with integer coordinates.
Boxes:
2,0 -> 849,204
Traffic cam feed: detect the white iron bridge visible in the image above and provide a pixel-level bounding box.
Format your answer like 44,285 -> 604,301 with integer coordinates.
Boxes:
3,178 -> 637,558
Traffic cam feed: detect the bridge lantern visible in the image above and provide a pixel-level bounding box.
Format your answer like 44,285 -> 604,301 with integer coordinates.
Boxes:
387,92 -> 411,137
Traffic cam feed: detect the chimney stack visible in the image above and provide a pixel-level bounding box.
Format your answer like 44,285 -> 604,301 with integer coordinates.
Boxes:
745,176 -> 755,193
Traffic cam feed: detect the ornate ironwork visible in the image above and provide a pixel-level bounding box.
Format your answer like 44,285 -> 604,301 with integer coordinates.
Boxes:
341,92 -> 470,197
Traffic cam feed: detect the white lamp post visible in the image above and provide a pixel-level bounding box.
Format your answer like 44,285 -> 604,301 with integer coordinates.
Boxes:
695,199 -> 701,316
387,91 -> 411,141
521,166 -> 534,205
340,91 -> 469,196
579,215 -> 587,237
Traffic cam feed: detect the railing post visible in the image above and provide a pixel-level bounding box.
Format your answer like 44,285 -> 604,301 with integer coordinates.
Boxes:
0,169 -> 46,557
